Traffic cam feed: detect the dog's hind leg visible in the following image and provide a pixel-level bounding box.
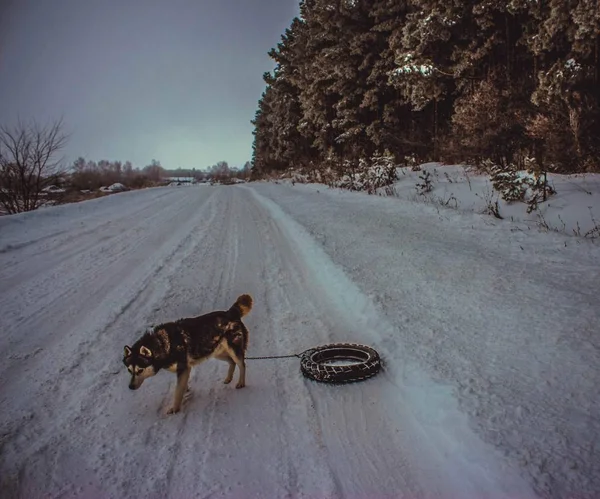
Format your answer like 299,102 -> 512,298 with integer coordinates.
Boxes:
168,366 -> 191,414
223,358 -> 236,384
228,348 -> 246,389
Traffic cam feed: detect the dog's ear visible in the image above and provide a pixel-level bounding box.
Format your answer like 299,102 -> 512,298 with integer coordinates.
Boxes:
124,345 -> 132,357
139,346 -> 152,358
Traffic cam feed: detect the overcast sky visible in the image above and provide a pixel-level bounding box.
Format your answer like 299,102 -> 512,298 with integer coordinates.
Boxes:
0,0 -> 299,170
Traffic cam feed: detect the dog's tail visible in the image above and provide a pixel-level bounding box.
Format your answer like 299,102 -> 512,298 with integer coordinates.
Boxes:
228,294 -> 253,319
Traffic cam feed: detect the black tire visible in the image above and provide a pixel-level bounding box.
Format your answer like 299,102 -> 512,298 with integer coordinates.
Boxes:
300,343 -> 381,384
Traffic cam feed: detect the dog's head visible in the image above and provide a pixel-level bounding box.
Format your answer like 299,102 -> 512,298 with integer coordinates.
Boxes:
123,345 -> 157,390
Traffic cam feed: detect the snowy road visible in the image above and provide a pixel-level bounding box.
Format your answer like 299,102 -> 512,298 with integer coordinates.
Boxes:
1,184 -> 598,498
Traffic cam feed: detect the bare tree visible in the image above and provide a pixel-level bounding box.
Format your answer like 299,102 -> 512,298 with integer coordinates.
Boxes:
209,161 -> 231,182
241,161 -> 252,180
0,118 -> 68,214
143,159 -> 165,182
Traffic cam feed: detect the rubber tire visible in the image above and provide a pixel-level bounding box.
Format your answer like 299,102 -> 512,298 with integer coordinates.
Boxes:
300,343 -> 381,384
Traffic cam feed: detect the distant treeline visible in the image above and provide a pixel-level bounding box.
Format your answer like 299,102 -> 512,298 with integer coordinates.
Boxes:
69,159 -> 252,190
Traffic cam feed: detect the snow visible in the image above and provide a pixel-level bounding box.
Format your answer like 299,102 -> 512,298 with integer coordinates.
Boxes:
297,162 -> 600,238
41,185 -> 66,194
166,177 -> 195,183
1,181 -> 599,498
394,164 -> 600,237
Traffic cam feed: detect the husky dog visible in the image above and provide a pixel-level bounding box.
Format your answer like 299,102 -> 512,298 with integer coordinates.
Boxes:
123,294 -> 253,414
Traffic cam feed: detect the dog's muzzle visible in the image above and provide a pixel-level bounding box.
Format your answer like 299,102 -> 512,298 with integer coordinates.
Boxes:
129,376 -> 143,390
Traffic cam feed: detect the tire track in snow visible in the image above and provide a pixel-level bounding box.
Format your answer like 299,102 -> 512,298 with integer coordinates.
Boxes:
0,187 -> 219,498
190,191 -> 240,495
254,208 -> 340,498
243,185 -> 536,498
0,189 -> 178,286
2,196 -> 218,473
102,189 -> 242,499
240,197 -> 310,497
152,189 -> 304,499
0,188 -> 176,255
159,190 -> 239,498
90,192 -> 224,499
245,189 -> 414,497
0,189 -> 201,357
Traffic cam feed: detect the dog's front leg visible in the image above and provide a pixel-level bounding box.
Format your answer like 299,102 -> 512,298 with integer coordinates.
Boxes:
168,366 -> 191,414
223,358 -> 236,384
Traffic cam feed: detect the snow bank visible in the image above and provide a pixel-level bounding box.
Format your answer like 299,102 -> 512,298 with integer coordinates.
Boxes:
275,163 -> 600,239
388,164 -> 600,237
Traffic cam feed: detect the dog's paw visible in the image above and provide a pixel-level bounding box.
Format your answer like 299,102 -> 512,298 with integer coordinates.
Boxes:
166,406 -> 181,415
223,377 -> 233,384
235,382 -> 245,389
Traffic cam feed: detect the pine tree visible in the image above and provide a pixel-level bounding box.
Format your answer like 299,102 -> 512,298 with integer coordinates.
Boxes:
252,18 -> 315,174
520,0 -> 600,171
389,0 -> 472,159
360,0 -> 414,159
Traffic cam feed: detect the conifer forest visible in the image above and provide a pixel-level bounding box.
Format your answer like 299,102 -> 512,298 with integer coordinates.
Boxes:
251,1 -> 600,178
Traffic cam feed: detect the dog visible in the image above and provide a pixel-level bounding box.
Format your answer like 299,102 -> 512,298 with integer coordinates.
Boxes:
123,294 -> 253,414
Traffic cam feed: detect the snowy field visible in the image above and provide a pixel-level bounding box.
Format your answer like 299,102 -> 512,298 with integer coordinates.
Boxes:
284,163 -> 600,239
0,183 -> 599,498
383,164 -> 600,238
